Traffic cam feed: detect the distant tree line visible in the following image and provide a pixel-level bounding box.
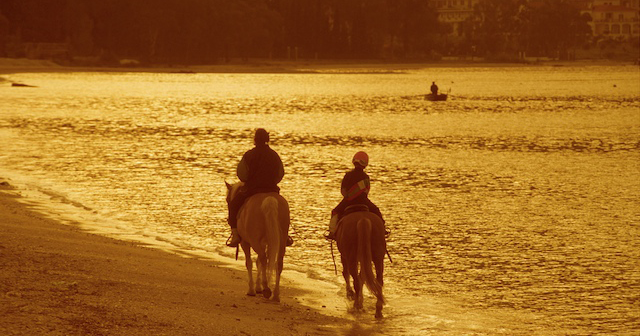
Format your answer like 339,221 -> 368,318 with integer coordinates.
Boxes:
0,0 -> 592,64
464,0 -> 592,61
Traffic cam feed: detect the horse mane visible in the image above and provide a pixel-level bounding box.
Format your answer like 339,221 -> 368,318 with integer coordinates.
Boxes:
226,181 -> 245,203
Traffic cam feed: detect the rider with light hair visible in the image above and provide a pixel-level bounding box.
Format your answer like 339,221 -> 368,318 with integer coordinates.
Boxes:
326,151 -> 385,240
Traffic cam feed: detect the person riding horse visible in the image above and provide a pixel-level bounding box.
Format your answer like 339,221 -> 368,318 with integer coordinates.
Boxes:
326,151 -> 385,240
227,128 -> 293,247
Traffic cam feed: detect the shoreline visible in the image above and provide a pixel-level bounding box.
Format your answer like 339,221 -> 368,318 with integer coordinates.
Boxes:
0,179 -> 351,335
0,57 -> 636,76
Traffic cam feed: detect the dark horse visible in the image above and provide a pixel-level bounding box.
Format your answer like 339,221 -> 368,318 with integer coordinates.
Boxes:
226,181 -> 290,302
335,210 -> 386,318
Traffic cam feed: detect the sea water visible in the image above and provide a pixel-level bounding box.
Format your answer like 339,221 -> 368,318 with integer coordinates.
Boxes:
1,65 -> 638,335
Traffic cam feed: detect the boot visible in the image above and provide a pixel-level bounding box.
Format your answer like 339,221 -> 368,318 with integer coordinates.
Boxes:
324,214 -> 339,240
286,235 -> 294,246
227,228 -> 241,247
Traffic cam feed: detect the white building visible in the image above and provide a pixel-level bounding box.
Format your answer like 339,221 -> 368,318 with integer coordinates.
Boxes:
576,0 -> 640,40
431,0 -> 479,37
431,0 -> 640,41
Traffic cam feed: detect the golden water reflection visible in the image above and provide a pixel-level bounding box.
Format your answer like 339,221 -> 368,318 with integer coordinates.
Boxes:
1,67 -> 638,334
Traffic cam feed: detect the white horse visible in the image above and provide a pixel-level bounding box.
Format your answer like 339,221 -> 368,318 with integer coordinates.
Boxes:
225,181 -> 290,301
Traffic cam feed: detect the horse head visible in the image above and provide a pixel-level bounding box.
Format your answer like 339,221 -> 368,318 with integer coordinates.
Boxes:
225,180 -> 244,204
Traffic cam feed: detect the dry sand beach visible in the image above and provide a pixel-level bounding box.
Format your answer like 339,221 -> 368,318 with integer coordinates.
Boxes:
0,179 -> 351,335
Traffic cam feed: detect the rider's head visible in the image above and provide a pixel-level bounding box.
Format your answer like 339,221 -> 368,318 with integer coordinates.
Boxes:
254,128 -> 269,146
352,151 -> 369,169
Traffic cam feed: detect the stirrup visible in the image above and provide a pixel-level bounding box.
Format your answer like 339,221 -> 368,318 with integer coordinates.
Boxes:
226,234 -> 240,247
324,231 -> 336,241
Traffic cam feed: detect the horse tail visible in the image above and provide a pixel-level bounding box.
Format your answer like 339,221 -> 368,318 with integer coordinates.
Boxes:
357,218 -> 385,305
262,196 -> 281,283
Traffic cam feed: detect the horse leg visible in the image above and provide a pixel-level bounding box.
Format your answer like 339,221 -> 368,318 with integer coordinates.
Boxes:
257,250 -> 271,299
255,253 -> 263,294
341,255 -> 355,301
241,242 -> 255,296
354,271 -> 364,311
349,259 -> 363,311
375,294 -> 384,318
271,247 -> 284,302
374,257 -> 385,319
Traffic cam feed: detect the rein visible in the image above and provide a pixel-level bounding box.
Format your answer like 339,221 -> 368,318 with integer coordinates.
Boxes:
330,240 -> 338,275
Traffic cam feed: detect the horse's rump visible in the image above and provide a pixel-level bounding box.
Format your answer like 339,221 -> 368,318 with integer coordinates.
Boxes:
337,212 -> 386,252
238,193 -> 289,243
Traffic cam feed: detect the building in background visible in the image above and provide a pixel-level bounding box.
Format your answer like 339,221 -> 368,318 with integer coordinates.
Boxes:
431,0 -> 479,38
586,0 -> 640,40
432,0 -> 639,42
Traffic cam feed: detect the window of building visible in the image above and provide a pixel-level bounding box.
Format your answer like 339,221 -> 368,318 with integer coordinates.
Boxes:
612,24 -> 621,33
596,23 -> 610,35
622,24 -> 631,34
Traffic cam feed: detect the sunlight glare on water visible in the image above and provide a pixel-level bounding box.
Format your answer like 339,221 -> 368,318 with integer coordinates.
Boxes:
1,66 -> 639,334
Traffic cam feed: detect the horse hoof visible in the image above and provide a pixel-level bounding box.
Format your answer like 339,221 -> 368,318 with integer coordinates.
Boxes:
247,291 -> 256,297
375,312 -> 383,319
347,291 -> 355,301
262,288 -> 272,299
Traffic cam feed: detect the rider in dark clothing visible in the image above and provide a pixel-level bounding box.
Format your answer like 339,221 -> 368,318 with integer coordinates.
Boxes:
237,141 -> 283,195
326,151 -> 384,240
431,81 -> 439,95
227,128 -> 289,247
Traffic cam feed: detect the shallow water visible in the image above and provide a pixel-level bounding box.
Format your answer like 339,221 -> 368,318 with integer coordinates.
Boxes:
1,66 -> 639,334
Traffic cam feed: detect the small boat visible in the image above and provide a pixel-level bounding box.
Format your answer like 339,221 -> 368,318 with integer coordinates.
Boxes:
11,83 -> 37,88
425,93 -> 447,101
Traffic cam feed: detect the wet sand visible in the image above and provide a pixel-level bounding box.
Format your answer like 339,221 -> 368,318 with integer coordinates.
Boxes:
0,180 -> 348,335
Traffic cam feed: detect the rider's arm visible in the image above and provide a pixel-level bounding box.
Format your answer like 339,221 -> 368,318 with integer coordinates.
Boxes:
340,173 -> 349,197
237,155 -> 249,182
275,153 -> 285,183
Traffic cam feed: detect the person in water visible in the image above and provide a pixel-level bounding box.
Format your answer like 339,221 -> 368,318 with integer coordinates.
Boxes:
326,151 -> 385,240
227,128 -> 293,247
431,81 -> 439,95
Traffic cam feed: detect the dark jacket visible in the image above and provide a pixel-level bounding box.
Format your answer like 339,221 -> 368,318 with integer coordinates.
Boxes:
236,144 -> 284,192
430,83 -> 438,95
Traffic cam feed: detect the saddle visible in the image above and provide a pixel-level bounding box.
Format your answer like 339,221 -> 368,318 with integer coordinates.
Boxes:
339,204 -> 390,238
343,204 -> 369,217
